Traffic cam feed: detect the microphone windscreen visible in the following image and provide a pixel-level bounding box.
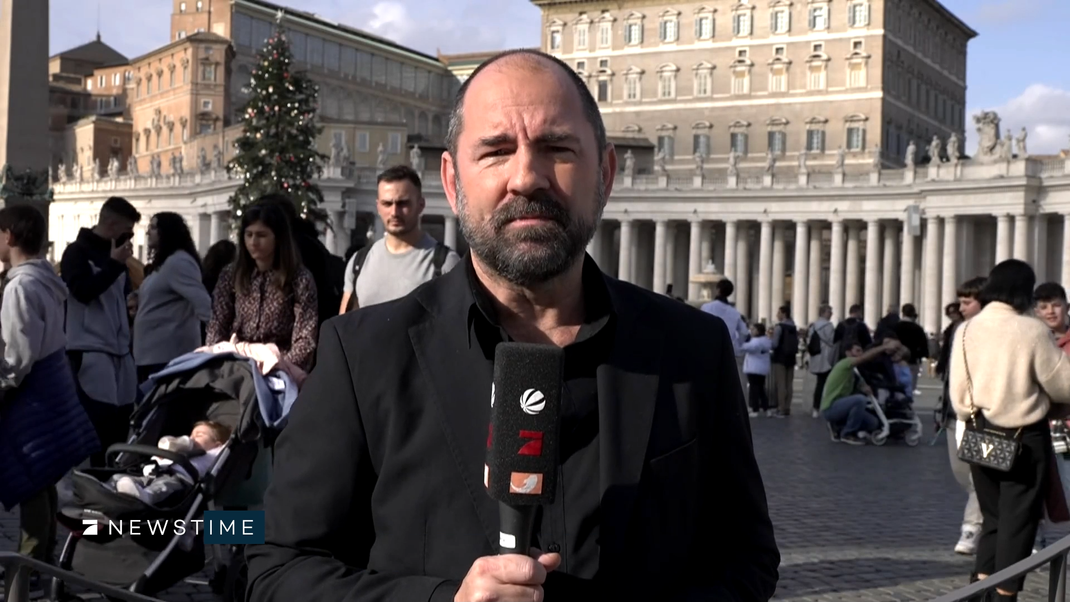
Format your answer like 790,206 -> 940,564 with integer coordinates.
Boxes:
485,342 -> 564,506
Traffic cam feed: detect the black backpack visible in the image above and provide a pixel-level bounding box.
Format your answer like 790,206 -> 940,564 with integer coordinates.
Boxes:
807,326 -> 823,356
772,323 -> 799,366
346,241 -> 452,311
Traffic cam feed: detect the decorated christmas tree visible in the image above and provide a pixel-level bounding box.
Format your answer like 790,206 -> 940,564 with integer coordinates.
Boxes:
227,19 -> 329,224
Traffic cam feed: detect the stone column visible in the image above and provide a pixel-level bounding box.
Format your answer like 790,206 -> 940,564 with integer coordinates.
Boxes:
653,220 -> 668,295
808,224 -> 823,323
942,216 -> 958,331
829,220 -> 845,323
864,220 -> 881,328
995,214 -> 1012,264
1062,215 -> 1070,287
699,222 -> 712,267
724,221 -> 738,301
687,220 -> 702,300
444,215 -> 458,249
900,220 -> 916,307
792,221 -> 809,324
1013,214 -> 1030,262
736,227 -> 751,319
758,220 -> 774,324
845,222 -> 861,309
618,218 -> 634,283
1034,214 -> 1049,282
882,222 -> 898,312
209,211 -> 223,244
923,216 -> 942,335
772,225 -> 786,315
665,223 -> 677,292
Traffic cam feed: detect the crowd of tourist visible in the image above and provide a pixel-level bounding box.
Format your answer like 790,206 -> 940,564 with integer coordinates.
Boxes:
0,163 -> 458,594
702,259 -> 1070,602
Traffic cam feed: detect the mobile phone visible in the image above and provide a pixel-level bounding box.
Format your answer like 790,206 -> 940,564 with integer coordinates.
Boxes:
115,232 -> 133,246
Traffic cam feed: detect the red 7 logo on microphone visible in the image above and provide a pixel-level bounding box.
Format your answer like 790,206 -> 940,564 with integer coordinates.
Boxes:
518,430 -> 543,456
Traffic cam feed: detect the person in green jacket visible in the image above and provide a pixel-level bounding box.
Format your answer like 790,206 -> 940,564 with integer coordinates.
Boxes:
820,337 -> 900,444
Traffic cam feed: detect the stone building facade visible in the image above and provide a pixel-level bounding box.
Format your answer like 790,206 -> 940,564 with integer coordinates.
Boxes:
531,0 -> 974,173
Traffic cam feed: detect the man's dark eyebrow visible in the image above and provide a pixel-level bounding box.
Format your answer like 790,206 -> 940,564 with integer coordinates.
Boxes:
476,134 -> 515,148
533,132 -> 580,146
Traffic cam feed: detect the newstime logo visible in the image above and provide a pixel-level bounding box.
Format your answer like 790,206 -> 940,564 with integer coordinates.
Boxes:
80,510 -> 265,544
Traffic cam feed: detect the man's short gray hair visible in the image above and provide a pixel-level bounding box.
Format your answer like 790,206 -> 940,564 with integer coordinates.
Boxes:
444,49 -> 607,165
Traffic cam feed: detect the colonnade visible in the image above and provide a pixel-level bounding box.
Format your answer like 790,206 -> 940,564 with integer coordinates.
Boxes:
586,212 -> 1070,335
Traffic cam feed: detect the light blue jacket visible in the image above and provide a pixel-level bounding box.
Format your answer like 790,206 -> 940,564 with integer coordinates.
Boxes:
741,336 -> 773,376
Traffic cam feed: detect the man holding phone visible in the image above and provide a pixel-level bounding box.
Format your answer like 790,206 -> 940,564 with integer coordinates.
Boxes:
60,196 -> 142,467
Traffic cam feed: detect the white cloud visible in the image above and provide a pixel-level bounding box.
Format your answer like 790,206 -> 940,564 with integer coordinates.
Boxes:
332,0 -> 540,55
966,84 -> 1070,155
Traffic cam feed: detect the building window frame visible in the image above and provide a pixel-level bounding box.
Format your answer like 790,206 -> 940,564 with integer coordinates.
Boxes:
729,120 -> 751,156
623,66 -> 643,101
694,6 -> 716,40
656,63 -> 678,99
692,62 -> 713,97
808,2 -> 829,30
692,121 -> 712,158
805,116 -> 828,153
767,56 -> 791,93
656,123 -> 677,161
574,14 -> 591,50
769,1 -> 792,35
847,0 -> 870,28
806,52 -> 829,91
659,9 -> 680,43
845,113 -> 868,151
624,12 -> 644,46
731,2 -> 754,37
597,12 -> 615,48
766,117 -> 789,155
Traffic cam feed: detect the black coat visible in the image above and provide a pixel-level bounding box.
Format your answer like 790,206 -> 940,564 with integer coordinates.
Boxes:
246,258 -> 781,602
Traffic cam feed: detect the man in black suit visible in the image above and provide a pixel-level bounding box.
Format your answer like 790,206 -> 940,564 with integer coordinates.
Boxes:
246,49 -> 780,602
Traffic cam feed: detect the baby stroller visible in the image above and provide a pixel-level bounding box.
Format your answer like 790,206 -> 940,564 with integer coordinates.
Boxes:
49,352 -> 296,602
859,360 -> 923,446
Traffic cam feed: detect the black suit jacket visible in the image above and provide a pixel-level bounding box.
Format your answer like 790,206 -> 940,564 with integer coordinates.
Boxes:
246,259 -> 780,601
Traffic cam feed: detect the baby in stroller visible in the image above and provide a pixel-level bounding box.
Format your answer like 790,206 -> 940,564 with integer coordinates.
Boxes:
106,420 -> 231,505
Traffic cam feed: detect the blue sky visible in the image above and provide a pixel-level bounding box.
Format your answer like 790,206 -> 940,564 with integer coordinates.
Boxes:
50,0 -> 1070,154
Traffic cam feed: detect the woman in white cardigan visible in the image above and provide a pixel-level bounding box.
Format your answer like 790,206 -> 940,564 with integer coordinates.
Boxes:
132,212 -> 213,384
949,259 -> 1070,601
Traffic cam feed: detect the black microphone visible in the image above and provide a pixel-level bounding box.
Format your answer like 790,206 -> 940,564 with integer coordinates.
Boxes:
485,342 -> 564,556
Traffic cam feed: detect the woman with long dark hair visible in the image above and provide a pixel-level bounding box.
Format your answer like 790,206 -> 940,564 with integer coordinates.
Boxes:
206,202 -> 318,371
133,212 -> 213,383
950,260 -> 1070,601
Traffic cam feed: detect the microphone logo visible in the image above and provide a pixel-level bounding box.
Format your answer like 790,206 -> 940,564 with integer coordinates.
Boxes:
490,383 -> 495,408
520,388 -> 545,415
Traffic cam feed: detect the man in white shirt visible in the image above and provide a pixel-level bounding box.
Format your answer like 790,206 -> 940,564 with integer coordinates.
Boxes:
701,279 -> 749,387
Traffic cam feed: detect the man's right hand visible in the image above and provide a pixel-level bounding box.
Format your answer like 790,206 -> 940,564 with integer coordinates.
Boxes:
455,552 -> 561,602
111,239 -> 133,263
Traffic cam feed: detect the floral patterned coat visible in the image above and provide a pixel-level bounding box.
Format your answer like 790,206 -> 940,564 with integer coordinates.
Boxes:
206,263 -> 319,372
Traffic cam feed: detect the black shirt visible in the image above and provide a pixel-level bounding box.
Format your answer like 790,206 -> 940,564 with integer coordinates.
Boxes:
465,254 -> 614,581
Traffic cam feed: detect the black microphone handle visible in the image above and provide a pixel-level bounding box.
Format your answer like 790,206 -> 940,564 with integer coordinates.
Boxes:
498,503 -> 537,555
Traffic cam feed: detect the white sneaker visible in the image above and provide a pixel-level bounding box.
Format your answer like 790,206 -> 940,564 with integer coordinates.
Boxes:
955,525 -> 980,555
812,409 -> 820,419
748,411 -> 759,418
766,409 -> 777,417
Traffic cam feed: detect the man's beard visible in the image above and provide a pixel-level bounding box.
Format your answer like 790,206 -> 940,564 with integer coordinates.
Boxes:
456,174 -> 604,288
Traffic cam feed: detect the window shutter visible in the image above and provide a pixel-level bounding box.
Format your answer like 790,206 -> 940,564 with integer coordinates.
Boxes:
733,14 -> 740,35
848,4 -> 856,27
667,136 -> 675,160
770,10 -> 776,33
819,130 -> 826,152
659,20 -> 666,41
787,11 -> 792,32
860,128 -> 866,150
809,8 -> 816,29
638,23 -> 644,43
767,130 -> 775,151
695,17 -> 702,39
862,3 -> 870,25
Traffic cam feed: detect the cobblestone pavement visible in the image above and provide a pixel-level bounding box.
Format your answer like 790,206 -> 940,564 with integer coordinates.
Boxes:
2,371 -> 1066,601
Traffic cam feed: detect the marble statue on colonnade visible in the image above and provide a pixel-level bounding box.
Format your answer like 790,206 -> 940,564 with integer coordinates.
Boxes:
947,134 -> 960,164
905,140 -> 916,168
1016,128 -> 1028,158
623,149 -> 635,176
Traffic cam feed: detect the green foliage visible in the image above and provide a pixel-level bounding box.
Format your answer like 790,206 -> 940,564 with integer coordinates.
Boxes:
226,23 -> 330,224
